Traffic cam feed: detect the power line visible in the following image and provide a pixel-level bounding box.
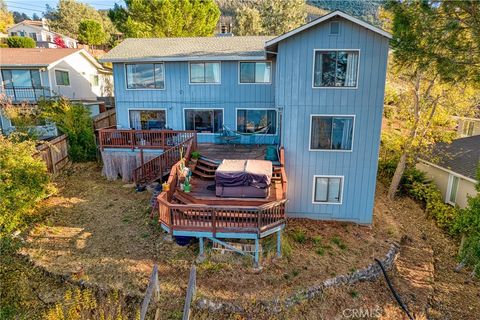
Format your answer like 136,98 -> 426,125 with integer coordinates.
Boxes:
5,4 -> 45,13
6,1 -> 48,10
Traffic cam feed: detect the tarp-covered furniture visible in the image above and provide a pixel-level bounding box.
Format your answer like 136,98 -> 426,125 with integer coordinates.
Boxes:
215,159 -> 272,198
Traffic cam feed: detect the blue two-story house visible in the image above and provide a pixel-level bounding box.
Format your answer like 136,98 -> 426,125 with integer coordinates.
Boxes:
99,11 -> 390,233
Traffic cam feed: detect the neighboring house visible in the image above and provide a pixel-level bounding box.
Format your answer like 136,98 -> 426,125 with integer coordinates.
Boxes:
100,10 -> 390,224
417,136 -> 479,208
0,48 -> 112,135
7,19 -> 78,49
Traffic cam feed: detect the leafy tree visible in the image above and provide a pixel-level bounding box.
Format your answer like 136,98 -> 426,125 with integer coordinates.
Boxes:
6,36 -> 35,48
12,11 -> 29,23
45,0 -> 116,45
259,0 -> 307,35
0,135 -> 50,235
78,19 -> 107,46
109,0 -> 221,37
385,63 -> 479,199
31,13 -> 41,21
39,99 -> 97,162
0,0 -> 14,33
233,6 -> 264,36
387,0 -> 480,85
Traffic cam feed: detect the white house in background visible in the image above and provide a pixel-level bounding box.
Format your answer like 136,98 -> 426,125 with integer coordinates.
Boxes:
7,19 -> 78,48
0,48 -> 113,135
417,136 -> 479,208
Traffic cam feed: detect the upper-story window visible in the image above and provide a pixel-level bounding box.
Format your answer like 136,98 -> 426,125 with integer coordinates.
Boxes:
239,62 -> 271,84
313,50 -> 359,88
126,63 -> 164,89
55,70 -> 70,86
190,62 -> 220,84
310,115 -> 354,151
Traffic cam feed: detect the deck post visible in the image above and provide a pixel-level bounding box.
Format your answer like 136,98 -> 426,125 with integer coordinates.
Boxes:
196,237 -> 205,263
277,230 -> 282,258
254,238 -> 260,269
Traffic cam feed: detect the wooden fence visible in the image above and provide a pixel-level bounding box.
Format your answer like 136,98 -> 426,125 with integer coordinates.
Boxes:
34,134 -> 68,174
93,109 -> 116,130
140,264 -> 161,320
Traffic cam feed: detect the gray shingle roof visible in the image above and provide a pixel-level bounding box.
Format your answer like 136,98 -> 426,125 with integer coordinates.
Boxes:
100,36 -> 274,62
422,136 -> 480,180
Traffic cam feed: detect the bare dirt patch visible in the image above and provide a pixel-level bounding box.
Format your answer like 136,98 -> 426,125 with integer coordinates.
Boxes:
23,163 -> 401,317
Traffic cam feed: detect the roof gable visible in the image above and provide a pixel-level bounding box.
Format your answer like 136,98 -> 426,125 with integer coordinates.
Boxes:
265,10 -> 391,48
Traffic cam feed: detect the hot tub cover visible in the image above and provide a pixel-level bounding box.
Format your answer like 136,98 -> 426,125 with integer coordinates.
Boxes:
215,159 -> 272,189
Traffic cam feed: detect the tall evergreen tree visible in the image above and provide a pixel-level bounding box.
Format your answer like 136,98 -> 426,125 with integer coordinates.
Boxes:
233,6 -> 264,36
260,0 -> 307,35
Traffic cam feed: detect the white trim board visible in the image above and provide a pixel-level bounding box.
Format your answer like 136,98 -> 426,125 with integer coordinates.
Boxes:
265,10 -> 391,49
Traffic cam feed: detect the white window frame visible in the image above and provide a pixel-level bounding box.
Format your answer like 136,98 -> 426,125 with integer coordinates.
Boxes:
54,68 -> 71,87
311,49 -> 360,89
124,63 -> 166,91
238,61 -> 272,85
235,108 -> 278,136
308,114 -> 355,152
127,108 -> 168,130
312,175 -> 344,205
446,173 -> 460,206
183,108 -> 224,135
188,61 -> 221,85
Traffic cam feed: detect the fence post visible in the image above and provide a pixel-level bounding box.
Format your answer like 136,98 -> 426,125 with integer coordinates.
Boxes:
182,265 -> 197,320
140,264 -> 160,320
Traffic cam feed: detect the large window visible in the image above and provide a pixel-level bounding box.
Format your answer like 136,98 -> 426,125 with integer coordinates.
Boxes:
185,109 -> 223,133
313,176 -> 343,204
237,109 -> 277,134
54,70 -> 70,86
190,62 -> 220,83
310,115 -> 354,151
126,63 -> 164,89
313,50 -> 359,87
239,62 -> 271,83
129,110 -> 166,130
1,69 -> 42,88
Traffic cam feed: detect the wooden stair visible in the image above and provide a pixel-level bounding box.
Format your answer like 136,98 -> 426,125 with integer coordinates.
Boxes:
192,158 -> 218,180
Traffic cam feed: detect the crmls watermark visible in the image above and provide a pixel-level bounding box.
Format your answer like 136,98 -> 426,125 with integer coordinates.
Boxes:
342,306 -> 382,318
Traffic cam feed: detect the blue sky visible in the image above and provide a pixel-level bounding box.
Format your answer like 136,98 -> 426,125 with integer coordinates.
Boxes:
5,0 -> 117,17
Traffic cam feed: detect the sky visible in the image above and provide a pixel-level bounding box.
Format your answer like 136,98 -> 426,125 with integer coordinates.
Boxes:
5,0 -> 117,17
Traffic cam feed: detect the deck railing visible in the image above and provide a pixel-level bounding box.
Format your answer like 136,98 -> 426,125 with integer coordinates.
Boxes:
156,145 -> 287,235
132,134 -> 196,185
1,86 -> 52,102
98,129 -> 197,150
279,146 -> 288,198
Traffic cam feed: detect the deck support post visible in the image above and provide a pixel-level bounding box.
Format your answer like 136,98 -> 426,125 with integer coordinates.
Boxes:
277,230 -> 282,258
196,237 -> 205,263
254,238 -> 260,269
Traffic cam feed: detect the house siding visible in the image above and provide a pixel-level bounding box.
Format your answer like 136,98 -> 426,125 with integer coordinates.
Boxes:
276,18 -> 389,223
113,61 -> 277,144
416,162 -> 477,209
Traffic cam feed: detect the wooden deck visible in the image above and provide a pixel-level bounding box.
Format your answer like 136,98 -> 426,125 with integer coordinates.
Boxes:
197,143 -> 270,161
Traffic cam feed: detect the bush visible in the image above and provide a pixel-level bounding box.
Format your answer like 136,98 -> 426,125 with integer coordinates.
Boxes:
0,136 -> 52,235
44,288 -> 139,320
39,98 -> 97,162
6,36 -> 35,48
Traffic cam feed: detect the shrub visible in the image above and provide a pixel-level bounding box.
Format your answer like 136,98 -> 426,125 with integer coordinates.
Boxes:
44,288 -> 139,320
0,136 -> 51,235
191,151 -> 201,159
39,98 -> 97,162
6,36 -> 35,48
290,228 -> 307,244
